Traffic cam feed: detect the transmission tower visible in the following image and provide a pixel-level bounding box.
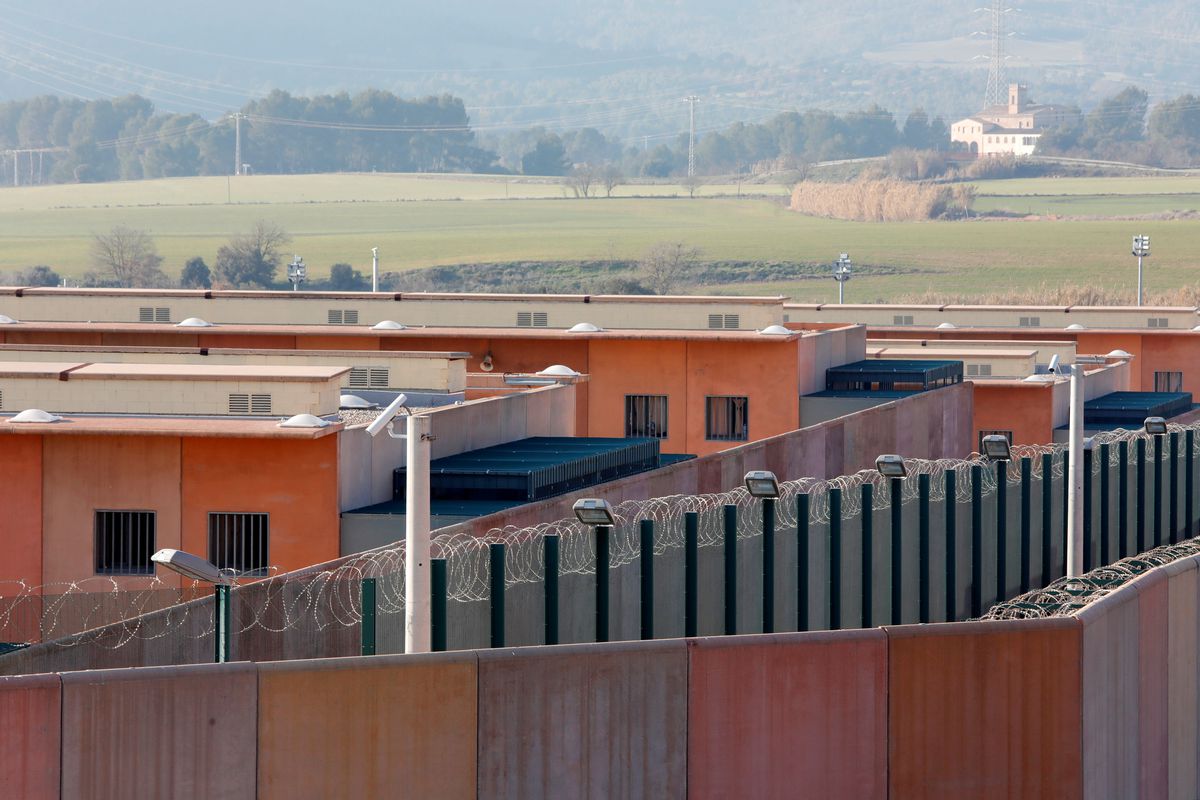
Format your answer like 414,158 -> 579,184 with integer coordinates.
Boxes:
685,96 -> 699,177
982,0 -> 1011,108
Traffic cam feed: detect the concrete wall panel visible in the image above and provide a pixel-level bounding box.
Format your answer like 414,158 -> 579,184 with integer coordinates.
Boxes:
1137,571 -> 1169,799
61,662 -> 258,800
257,652 -> 478,799
687,631 -> 886,799
1165,557 -> 1200,799
887,619 -> 1083,800
0,673 -> 60,800
1079,587 -> 1140,800
477,640 -> 687,799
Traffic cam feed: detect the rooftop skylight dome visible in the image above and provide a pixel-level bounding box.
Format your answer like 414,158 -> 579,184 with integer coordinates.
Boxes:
9,409 -> 62,423
0,314 -> 18,324
278,413 -> 331,429
176,317 -> 214,327
372,320 -> 406,330
538,364 -> 581,377
339,394 -> 376,409
567,322 -> 603,333
758,325 -> 791,335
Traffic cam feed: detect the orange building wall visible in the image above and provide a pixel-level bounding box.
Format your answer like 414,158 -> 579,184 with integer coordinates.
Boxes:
0,435 -> 43,587
180,436 -> 340,576
588,339 -> 689,452
973,383 -> 1056,447
685,340 -> 800,454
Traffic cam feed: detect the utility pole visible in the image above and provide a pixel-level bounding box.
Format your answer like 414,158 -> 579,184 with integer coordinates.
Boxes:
234,110 -> 243,175
685,96 -> 700,178
981,0 -> 1012,108
371,247 -> 379,293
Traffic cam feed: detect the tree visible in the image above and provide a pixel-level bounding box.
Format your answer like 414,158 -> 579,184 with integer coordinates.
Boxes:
1086,87 -> 1149,144
521,135 -> 569,176
213,221 -> 290,288
328,262 -> 369,291
566,164 -> 596,198
180,257 -> 212,289
89,226 -> 167,288
20,265 -> 60,287
640,242 -> 701,295
600,165 -> 623,197
682,173 -> 702,198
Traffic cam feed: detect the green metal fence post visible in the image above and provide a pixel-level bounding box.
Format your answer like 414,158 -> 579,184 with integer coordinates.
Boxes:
1154,434 -> 1164,548
1170,431 -> 1180,544
1136,438 -> 1147,554
1061,451 -> 1069,577
684,512 -> 699,637
1042,453 -> 1053,585
861,483 -> 874,629
1188,430 -> 1195,540
1099,443 -> 1111,567
489,542 -> 506,648
214,584 -> 230,664
1119,440 -> 1130,559
595,525 -> 610,643
359,577 -> 377,657
890,477 -> 903,625
640,520 -> 655,640
945,470 -> 957,622
723,504 -> 738,636
761,498 -> 776,633
918,474 -> 931,624
971,464 -> 983,617
543,535 -> 559,646
830,488 -> 843,630
1083,446 -> 1093,573
797,493 -> 810,632
431,560 -> 447,652
1019,457 -> 1032,594
995,459 -> 1008,603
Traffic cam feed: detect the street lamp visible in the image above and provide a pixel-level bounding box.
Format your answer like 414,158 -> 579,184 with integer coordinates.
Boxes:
744,471 -> 780,632
875,455 -> 908,624
151,549 -> 233,663
744,470 -> 780,498
573,498 -> 615,642
833,253 -> 852,304
1143,418 -> 1168,547
1132,235 -> 1151,307
981,434 -> 1012,461
875,454 -> 907,478
1144,416 -> 1168,436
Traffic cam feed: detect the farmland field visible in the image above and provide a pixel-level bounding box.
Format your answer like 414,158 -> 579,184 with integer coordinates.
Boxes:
1,172 -> 1199,303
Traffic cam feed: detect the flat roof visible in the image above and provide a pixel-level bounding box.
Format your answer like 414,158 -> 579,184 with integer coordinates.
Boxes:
869,347 -> 1037,359
1084,391 -> 1194,423
0,413 -> 342,439
0,343 -> 470,359
0,362 -> 87,378
0,320 -> 812,342
828,359 -> 963,376
784,302 -> 1200,315
66,363 -> 349,382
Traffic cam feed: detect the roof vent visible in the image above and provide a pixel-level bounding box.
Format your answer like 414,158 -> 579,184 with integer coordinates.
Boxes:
372,320 -> 406,330
1106,349 -> 1133,359
567,322 -> 603,333
1065,323 -> 1085,330
538,364 -> 581,377
936,322 -> 957,329
339,394 -> 376,409
278,414 -> 332,429
9,409 -> 62,423
758,325 -> 791,335
176,317 -> 214,328
0,314 -> 18,324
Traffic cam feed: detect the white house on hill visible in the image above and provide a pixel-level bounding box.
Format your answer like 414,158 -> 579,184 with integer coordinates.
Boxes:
951,84 -> 1079,157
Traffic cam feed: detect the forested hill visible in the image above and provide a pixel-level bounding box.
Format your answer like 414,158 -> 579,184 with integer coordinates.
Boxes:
1,0 -> 1197,135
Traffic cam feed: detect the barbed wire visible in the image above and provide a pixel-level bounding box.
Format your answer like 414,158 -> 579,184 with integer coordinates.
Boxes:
3,422 -> 1196,652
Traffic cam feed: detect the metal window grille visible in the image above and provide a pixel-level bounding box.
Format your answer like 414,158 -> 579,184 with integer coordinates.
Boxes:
893,315 -> 915,325
139,307 -> 170,322
1148,318 -> 1168,328
705,396 -> 749,441
1155,371 -> 1184,392
978,429 -> 1014,452
344,310 -> 359,324
328,309 -> 344,324
250,394 -> 272,414
154,307 -> 170,322
966,364 -> 993,377
625,394 -> 669,439
723,314 -> 740,330
0,388 -> 3,409
1019,316 -> 1041,327
348,367 -> 370,389
138,307 -> 153,322
94,510 -> 156,575
208,512 -> 270,577
708,314 -> 723,329
228,393 -> 272,414
368,367 -> 389,387
228,394 -> 250,414
517,312 -> 531,326
532,312 -> 548,327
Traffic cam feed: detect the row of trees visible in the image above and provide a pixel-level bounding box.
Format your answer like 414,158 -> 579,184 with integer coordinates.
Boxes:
1037,87 -> 1200,167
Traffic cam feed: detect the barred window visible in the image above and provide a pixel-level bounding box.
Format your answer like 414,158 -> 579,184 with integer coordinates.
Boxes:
625,395 -> 668,439
706,396 -> 749,441
94,511 -> 156,575
1155,371 -> 1183,393
208,512 -> 270,577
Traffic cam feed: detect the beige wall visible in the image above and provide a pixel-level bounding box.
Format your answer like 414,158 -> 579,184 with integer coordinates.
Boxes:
0,289 -> 784,331
787,303 -> 1200,331
336,383 -> 577,512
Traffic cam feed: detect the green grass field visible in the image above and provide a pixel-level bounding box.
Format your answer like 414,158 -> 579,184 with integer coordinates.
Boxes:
2,172 -> 1199,303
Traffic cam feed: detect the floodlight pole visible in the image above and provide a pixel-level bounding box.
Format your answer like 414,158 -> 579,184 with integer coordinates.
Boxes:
214,584 -> 231,663
1137,253 -> 1144,307
371,247 -> 379,293
1066,364 -> 1085,577
405,413 -> 432,653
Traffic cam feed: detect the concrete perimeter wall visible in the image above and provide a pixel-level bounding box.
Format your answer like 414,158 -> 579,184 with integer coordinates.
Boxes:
8,551 -> 1200,799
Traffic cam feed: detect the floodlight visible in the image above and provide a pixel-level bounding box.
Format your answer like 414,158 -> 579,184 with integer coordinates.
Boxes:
744,470 -> 780,498
573,498 -> 615,527
1144,416 -> 1168,436
365,393 -> 410,437
981,434 -> 1012,461
151,549 -> 229,584
875,454 -> 907,478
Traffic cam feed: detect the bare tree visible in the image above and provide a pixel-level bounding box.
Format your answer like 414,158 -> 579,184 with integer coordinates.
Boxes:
682,173 -> 702,198
640,242 -> 701,295
90,226 -> 167,288
213,220 -> 291,288
600,165 -> 623,198
566,164 -> 596,198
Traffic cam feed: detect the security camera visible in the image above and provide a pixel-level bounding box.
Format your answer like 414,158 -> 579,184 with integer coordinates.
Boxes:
366,393 -> 410,437
1047,354 -> 1061,374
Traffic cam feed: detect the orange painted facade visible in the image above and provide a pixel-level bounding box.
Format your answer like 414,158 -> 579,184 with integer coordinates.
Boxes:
0,432 -> 339,593
972,382 -> 1057,447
